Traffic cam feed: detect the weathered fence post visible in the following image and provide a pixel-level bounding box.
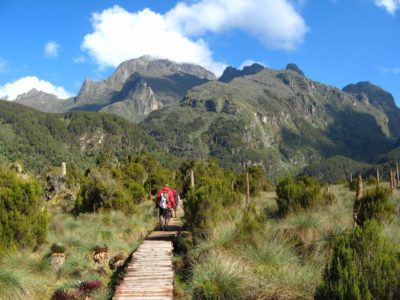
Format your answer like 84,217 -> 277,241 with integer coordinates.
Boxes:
376,167 -> 380,186
396,162 -> 399,187
61,162 -> 67,177
390,170 -> 395,192
190,169 -> 195,189
353,174 -> 363,227
246,172 -> 250,206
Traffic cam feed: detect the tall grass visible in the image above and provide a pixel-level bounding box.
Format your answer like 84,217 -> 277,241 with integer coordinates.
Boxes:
0,201 -> 157,299
176,184 -> 394,299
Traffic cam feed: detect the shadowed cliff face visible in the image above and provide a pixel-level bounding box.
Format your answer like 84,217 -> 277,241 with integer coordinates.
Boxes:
141,67 -> 398,178
15,57 -> 216,123
343,81 -> 400,137
69,56 -> 216,122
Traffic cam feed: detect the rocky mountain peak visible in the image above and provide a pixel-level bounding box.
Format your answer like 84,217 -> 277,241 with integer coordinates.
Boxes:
113,56 -> 216,83
218,63 -> 265,83
342,81 -> 396,108
285,63 -> 305,76
16,88 -> 59,101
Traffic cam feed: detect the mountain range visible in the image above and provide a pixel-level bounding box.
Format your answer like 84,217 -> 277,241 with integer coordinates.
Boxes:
3,56 -> 400,181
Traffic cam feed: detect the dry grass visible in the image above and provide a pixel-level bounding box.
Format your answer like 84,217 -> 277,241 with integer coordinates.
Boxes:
177,184 -> 400,299
0,201 -> 157,300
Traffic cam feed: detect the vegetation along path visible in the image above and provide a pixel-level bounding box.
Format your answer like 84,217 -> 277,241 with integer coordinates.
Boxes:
113,204 -> 183,300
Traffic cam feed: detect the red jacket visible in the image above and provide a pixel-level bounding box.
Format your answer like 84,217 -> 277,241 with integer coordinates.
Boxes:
157,186 -> 175,209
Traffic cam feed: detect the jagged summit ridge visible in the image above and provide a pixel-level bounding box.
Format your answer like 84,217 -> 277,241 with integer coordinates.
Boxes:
16,88 -> 59,101
285,63 -> 305,76
218,63 -> 265,83
76,57 -> 216,103
72,56 -> 216,122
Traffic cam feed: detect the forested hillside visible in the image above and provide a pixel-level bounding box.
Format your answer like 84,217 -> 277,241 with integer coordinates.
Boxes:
0,101 -> 177,174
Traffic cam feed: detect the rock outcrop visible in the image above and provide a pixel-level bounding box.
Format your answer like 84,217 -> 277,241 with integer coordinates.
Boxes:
219,63 -> 264,83
71,56 -> 216,122
15,89 -> 70,112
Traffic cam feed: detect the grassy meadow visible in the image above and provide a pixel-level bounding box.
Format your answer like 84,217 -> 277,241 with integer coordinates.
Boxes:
174,183 -> 400,299
0,201 -> 157,300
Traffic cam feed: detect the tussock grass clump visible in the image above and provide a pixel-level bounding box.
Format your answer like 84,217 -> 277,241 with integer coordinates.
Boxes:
192,251 -> 252,300
0,202 -> 157,299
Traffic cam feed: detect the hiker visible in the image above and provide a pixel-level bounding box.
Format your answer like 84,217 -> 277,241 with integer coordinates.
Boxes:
172,189 -> 180,217
156,185 -> 175,229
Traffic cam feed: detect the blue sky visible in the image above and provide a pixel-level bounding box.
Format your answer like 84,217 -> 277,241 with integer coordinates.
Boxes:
0,0 -> 399,103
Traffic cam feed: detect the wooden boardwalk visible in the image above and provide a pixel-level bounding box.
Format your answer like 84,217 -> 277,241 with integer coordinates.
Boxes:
113,206 -> 182,300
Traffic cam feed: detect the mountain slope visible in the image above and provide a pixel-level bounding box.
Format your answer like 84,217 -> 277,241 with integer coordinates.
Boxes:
343,81 -> 400,137
69,56 -> 216,122
141,67 -> 397,178
14,89 -> 74,113
0,100 -> 176,173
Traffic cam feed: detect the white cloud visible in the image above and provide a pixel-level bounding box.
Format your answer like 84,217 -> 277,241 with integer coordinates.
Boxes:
373,0 -> 400,14
0,57 -> 8,73
44,41 -> 60,58
82,1 -> 307,75
0,76 -> 72,100
82,6 -> 226,75
166,0 -> 308,50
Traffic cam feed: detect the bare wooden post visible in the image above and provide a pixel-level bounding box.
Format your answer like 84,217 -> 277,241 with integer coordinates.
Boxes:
354,174 -> 363,227
350,172 -> 353,183
376,167 -> 380,186
190,169 -> 195,189
356,174 -> 363,201
390,170 -> 395,192
148,183 -> 152,200
396,162 -> 399,187
61,162 -> 66,176
246,172 -> 250,206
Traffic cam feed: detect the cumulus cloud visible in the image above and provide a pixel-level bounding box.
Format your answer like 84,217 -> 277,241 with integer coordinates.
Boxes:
166,0 -> 308,49
44,41 -> 60,58
374,0 -> 400,14
82,1 -> 307,75
0,76 -> 72,100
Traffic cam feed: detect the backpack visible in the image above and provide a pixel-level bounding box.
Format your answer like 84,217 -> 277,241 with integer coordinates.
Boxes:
159,192 -> 168,209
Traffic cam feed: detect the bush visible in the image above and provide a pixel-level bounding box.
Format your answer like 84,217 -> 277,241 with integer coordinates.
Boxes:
356,187 -> 394,227
74,168 -> 134,214
235,165 -> 271,196
0,166 -> 48,254
315,221 -> 400,300
183,160 -> 239,238
276,176 -> 330,216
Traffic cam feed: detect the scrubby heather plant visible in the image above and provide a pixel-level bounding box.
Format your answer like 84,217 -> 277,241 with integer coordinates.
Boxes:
183,160 -> 240,238
315,221 -> 400,300
0,165 -> 48,254
356,187 -> 395,227
276,176 -> 333,216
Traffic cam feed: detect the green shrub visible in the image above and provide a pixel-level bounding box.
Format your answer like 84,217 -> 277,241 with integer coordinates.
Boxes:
0,167 -> 48,254
356,187 -> 394,227
315,221 -> 400,300
183,161 -> 239,238
236,165 -> 271,196
74,168 -> 134,214
276,176 -> 329,216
